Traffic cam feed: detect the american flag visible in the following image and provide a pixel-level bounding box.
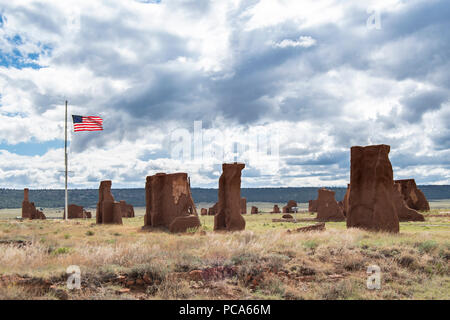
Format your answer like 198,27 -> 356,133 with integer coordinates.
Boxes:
72,115 -> 103,132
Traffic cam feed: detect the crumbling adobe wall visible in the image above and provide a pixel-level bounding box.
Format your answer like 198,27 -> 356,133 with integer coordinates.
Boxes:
342,184 -> 350,217
240,197 -> 247,214
214,163 -> 246,231
119,200 -> 135,218
22,188 -> 46,220
315,188 -> 345,222
144,172 -> 200,233
96,181 -> 122,225
346,145 -> 399,233
208,203 -> 217,216
272,205 -> 281,213
394,179 -> 430,211
283,200 -> 297,213
65,204 -> 91,219
308,200 -> 318,213
393,183 -> 425,221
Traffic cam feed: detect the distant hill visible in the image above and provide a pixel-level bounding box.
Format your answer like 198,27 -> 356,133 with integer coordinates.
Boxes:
0,186 -> 449,209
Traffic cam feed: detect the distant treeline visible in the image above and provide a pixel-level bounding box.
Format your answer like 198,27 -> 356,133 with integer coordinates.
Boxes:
0,186 -> 449,209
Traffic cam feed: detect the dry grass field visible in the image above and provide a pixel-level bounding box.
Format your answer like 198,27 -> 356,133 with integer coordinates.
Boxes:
0,202 -> 448,300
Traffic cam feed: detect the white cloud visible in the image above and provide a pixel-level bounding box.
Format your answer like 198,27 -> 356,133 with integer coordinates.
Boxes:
271,36 -> 316,48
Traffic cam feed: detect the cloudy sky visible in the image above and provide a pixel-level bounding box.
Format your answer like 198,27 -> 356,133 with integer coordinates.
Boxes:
0,0 -> 449,189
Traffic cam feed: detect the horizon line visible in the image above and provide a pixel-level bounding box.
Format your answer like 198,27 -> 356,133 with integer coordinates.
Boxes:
2,184 -> 449,191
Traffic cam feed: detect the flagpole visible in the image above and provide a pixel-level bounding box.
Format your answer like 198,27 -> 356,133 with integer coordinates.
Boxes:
65,100 -> 68,221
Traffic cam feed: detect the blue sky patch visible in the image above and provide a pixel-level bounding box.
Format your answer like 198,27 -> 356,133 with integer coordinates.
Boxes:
0,32 -> 52,69
0,50 -> 43,69
0,139 -> 64,156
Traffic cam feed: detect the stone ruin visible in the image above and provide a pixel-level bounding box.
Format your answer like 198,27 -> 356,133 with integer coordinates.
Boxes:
346,145 -> 399,233
65,204 -> 91,219
201,208 -> 208,216
394,179 -> 430,211
119,200 -> 135,218
393,183 -> 425,221
144,172 -> 201,233
308,200 -> 318,213
271,205 -> 281,213
208,203 -> 217,216
210,197 -> 247,216
315,188 -> 345,222
283,200 -> 297,213
337,201 -> 344,213
251,206 -> 258,214
292,222 -> 325,233
240,197 -> 247,214
345,181 -> 424,222
22,188 -> 46,220
214,163 -> 246,231
342,184 -> 350,217
96,181 -> 123,225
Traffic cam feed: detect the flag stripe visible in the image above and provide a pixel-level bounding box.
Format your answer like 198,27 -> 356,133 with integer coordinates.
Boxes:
81,118 -> 102,123
72,114 -> 103,132
74,126 -> 103,129
75,126 -> 102,130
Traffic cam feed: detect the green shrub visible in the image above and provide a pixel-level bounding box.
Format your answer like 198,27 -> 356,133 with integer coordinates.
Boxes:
186,227 -> 199,234
417,240 -> 438,254
129,263 -> 167,282
303,240 -> 319,250
257,277 -> 286,298
320,279 -> 355,300
174,254 -> 203,272
157,279 -> 192,299
231,252 -> 261,265
52,247 -> 70,255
